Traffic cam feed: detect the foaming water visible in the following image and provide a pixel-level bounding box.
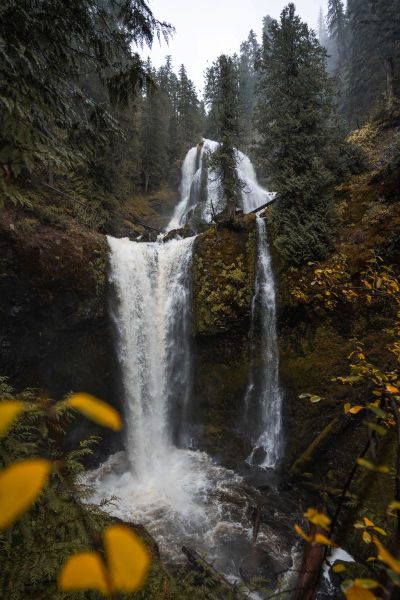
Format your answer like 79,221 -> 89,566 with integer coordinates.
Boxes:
166,139 -> 275,231
246,216 -> 283,468
90,234 -> 256,572
86,449 -> 256,568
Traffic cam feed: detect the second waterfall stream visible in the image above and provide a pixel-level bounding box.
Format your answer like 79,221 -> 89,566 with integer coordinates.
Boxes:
87,140 -> 285,580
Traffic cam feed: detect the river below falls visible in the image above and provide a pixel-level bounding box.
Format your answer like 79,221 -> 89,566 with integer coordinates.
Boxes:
85,448 -> 303,595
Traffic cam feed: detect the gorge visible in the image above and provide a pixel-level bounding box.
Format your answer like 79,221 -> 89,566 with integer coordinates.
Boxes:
86,142 -> 290,588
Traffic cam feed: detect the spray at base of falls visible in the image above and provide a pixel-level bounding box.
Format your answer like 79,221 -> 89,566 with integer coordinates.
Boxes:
88,234 -> 254,569
245,216 -> 283,468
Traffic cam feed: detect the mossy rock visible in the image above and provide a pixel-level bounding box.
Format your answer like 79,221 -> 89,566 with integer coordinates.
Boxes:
193,216 -> 256,336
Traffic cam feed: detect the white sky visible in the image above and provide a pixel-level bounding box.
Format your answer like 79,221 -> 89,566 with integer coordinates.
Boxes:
143,0 -> 328,93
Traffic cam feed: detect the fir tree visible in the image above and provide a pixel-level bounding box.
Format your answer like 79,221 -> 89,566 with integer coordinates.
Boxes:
0,0 -> 172,204
256,3 -> 337,265
345,0 -> 400,124
205,55 -> 243,220
237,30 -> 260,151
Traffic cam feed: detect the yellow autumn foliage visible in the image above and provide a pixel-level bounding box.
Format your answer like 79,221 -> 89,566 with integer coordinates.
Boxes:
0,400 -> 24,436
66,393 -> 122,431
59,524 -> 150,596
0,459 -> 52,528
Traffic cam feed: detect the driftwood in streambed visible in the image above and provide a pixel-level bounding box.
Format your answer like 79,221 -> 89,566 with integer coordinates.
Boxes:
182,546 -> 246,599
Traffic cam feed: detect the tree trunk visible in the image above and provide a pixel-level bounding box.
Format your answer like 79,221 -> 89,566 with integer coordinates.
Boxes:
48,160 -> 54,186
385,56 -> 395,110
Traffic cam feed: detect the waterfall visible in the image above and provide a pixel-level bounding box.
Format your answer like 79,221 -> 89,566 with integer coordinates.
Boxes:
167,147 -> 198,231
246,215 -> 283,468
87,140 -> 286,575
107,235 -> 195,478
166,139 -> 274,231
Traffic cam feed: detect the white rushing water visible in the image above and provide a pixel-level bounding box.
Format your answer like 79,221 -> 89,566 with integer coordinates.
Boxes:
246,216 -> 283,468
87,234 -> 258,570
166,139 -> 275,231
87,141 -> 284,579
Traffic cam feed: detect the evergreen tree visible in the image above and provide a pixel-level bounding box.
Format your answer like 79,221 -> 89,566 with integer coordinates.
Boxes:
176,65 -> 203,156
139,60 -> 170,192
205,55 -> 243,220
345,0 -> 400,124
0,0 -> 171,203
237,30 -> 260,151
327,0 -> 348,65
256,3 -> 337,265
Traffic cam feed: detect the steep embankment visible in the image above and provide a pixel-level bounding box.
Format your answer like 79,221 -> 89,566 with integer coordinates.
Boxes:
274,120 -> 400,527
192,216 -> 257,463
0,207 -> 122,454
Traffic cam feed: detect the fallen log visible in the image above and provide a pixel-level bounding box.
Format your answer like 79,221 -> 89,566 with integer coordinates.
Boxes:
250,196 -> 277,213
129,215 -> 163,234
182,546 -> 245,599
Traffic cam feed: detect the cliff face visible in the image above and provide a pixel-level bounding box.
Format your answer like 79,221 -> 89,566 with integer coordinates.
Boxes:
191,216 -> 257,464
0,208 -> 121,457
0,206 -> 260,465
273,121 -> 400,540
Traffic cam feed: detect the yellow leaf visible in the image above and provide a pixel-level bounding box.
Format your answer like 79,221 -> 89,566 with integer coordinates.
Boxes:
59,552 -> 109,595
354,579 -> 380,589
372,527 -> 387,536
67,394 -> 122,431
104,525 -> 150,592
314,533 -> 337,547
364,517 -> 374,527
304,508 -> 331,531
386,384 -> 399,395
388,501 -> 400,513
345,584 -> 377,599
374,537 -> 400,574
363,530 -> 372,544
294,524 -> 312,543
349,406 -> 364,415
344,403 -> 351,414
0,401 -> 24,436
0,459 -> 51,528
332,563 -> 346,573
357,458 -> 390,474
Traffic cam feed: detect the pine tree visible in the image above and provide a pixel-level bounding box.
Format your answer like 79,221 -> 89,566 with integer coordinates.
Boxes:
0,0 -> 171,204
256,3 -> 337,265
237,30 -> 260,151
205,55 -> 243,220
327,0 -> 348,60
345,0 -> 400,124
176,65 -> 202,156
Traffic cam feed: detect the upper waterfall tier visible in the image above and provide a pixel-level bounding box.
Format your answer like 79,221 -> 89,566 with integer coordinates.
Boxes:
166,139 -> 275,231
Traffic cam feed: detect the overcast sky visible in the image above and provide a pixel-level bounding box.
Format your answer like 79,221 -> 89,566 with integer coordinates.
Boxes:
142,0 -> 328,93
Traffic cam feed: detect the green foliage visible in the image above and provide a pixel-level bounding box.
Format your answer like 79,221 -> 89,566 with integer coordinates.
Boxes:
0,0 -> 171,190
256,3 -> 338,265
0,381 -> 105,599
344,0 -> 400,124
0,379 -> 223,600
205,55 -> 243,219
237,30 -> 260,152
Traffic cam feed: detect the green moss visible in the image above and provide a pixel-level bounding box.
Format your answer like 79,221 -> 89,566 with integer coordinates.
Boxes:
193,217 -> 256,335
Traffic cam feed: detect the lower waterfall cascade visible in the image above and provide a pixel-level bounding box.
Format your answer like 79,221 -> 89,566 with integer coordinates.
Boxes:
87,140 -> 287,584
246,215 -> 283,468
